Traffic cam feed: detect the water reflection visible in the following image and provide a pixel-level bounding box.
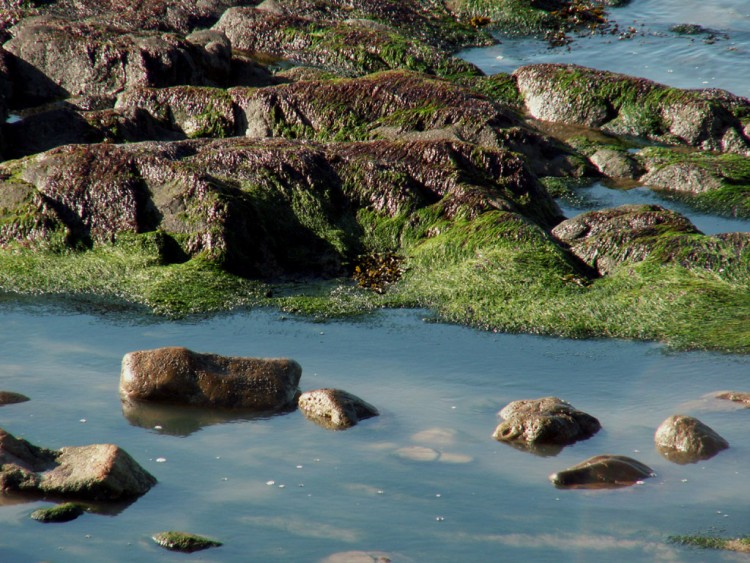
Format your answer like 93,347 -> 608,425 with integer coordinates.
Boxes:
121,399 -> 297,437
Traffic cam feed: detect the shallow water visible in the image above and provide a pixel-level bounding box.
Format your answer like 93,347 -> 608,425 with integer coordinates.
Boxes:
460,0 -> 750,97
0,303 -> 749,562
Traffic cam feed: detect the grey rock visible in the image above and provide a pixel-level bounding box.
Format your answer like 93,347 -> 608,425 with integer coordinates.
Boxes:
298,388 -> 379,430
493,397 -> 600,452
120,346 -> 302,410
654,414 -> 729,464
550,454 -> 654,489
589,148 -> 643,179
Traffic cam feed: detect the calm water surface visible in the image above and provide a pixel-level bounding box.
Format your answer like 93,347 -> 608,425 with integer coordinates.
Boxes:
2,1 -> 750,561
0,303 -> 749,562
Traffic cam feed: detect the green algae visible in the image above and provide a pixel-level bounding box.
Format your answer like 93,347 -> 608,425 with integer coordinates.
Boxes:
30,503 -> 85,523
152,531 -> 222,553
670,535 -> 750,553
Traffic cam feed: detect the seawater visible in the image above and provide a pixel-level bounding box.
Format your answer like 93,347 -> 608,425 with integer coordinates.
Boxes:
0,302 -> 749,562
2,1 -> 750,561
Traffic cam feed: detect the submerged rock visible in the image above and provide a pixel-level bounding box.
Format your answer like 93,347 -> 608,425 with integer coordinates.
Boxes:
493,397 -> 600,453
298,389 -> 378,430
550,455 -> 654,489
0,427 -> 156,500
30,502 -> 85,523
152,530 -> 222,553
715,391 -> 750,407
120,346 -> 302,411
654,414 -> 729,464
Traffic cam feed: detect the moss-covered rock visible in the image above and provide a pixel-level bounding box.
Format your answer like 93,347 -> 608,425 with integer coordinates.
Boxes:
514,64 -> 750,154
30,502 -> 85,523
670,535 -> 750,554
152,531 -> 222,552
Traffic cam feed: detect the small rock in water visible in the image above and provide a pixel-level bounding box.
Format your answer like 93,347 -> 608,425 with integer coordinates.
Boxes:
715,391 -> 750,407
152,531 -> 222,553
550,455 -> 654,489
654,414 -> 729,464
30,503 -> 85,523
0,391 -> 30,406
298,388 -> 378,430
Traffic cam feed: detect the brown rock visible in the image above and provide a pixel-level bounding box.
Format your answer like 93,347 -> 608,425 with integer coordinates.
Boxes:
550,454 -> 654,489
298,388 -> 379,430
120,346 -> 302,410
0,391 -> 30,406
0,427 -> 156,500
716,391 -> 750,407
654,414 -> 729,464
493,397 -> 600,452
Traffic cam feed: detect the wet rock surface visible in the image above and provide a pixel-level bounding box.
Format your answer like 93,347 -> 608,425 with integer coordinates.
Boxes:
493,397 -> 600,453
716,391 -> 750,407
0,427 -> 156,500
152,530 -> 222,552
298,388 -> 379,430
654,414 -> 729,464
30,502 -> 85,523
550,454 -> 654,489
120,346 -> 302,410
0,391 -> 29,406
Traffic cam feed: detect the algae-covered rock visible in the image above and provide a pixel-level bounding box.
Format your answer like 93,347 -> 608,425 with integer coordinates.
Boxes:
715,391 -> 750,407
153,530 -> 222,553
493,397 -> 600,452
654,414 -> 729,464
0,427 -> 156,500
120,346 -> 302,410
514,64 -> 750,155
550,454 -> 653,489
30,502 -> 85,523
4,16 -> 230,106
298,388 -> 379,430
551,204 -> 750,280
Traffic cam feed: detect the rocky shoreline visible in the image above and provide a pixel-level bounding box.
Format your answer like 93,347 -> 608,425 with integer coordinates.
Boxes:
0,0 -> 747,355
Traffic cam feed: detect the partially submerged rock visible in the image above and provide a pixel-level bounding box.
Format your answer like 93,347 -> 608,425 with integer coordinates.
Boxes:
120,346 -> 302,410
0,427 -> 156,500
715,391 -> 750,407
298,388 -> 379,430
152,530 -> 222,553
30,502 -> 85,523
654,414 -> 729,464
493,397 -> 600,453
0,391 -> 29,406
550,454 -> 654,489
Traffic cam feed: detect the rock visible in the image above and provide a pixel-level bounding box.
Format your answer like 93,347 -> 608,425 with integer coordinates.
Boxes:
120,346 -> 302,411
589,148 -> 643,180
0,391 -> 29,405
4,16 -> 230,106
715,391 -> 750,407
513,64 -> 750,155
639,161 -> 724,195
550,455 -> 654,489
30,502 -> 85,523
493,397 -> 600,452
321,551 -> 401,563
0,427 -> 156,500
152,531 -> 222,553
298,388 -> 378,430
552,204 -> 750,277
654,414 -> 729,464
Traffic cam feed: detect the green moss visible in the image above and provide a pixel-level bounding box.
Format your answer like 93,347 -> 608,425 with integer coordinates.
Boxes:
30,503 -> 85,523
152,531 -> 222,553
669,535 -> 750,553
451,0 -> 556,35
459,73 -> 523,108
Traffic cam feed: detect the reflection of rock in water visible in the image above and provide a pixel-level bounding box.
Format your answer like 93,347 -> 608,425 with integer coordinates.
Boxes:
121,399 -> 296,437
500,439 -> 564,458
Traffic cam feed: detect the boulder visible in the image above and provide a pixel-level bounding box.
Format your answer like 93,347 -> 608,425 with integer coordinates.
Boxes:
298,388 -> 379,430
0,427 -> 156,500
589,148 -> 643,180
4,16 -> 231,106
492,397 -> 600,452
120,346 -> 302,410
513,64 -> 750,155
654,414 -> 729,464
550,455 -> 654,489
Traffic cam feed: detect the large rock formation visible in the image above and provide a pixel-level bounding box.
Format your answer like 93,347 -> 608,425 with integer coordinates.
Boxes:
654,414 -> 729,464
120,346 -> 302,410
0,427 -> 156,500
